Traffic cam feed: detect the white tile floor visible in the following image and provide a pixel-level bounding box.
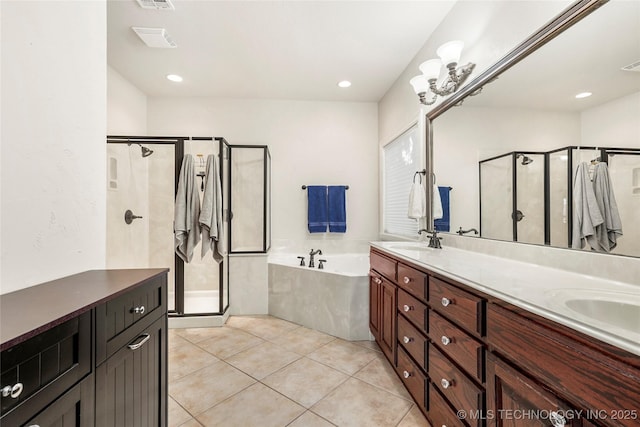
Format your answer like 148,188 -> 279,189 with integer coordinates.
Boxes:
168,315 -> 431,427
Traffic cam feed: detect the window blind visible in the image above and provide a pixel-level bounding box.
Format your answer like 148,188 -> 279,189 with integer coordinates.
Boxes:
383,125 -> 422,237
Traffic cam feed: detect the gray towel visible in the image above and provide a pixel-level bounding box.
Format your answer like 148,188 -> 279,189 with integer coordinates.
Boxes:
199,154 -> 224,262
571,162 -> 603,250
592,162 -> 622,252
174,154 -> 201,263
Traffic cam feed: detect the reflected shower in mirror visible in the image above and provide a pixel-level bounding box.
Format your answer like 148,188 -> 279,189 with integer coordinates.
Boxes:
431,0 -> 640,257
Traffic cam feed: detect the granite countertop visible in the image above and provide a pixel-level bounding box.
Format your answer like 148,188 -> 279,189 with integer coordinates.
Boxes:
0,268 -> 168,351
370,242 -> 640,357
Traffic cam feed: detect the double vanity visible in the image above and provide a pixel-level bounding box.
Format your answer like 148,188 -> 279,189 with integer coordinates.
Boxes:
369,242 -> 639,427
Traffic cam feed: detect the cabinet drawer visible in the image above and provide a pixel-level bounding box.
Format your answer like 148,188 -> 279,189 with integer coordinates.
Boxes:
96,275 -> 167,364
397,288 -> 427,333
396,347 -> 427,413
488,304 -> 640,427
430,344 -> 484,427
398,263 -> 427,302
397,314 -> 427,371
429,310 -> 484,382
0,312 -> 91,424
428,382 -> 465,427
429,277 -> 484,336
370,250 -> 397,282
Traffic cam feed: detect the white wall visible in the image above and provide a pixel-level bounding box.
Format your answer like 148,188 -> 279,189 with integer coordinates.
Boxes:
581,91 -> 640,148
147,97 -> 379,244
107,66 -> 147,135
378,0 -> 572,145
1,1 -> 107,294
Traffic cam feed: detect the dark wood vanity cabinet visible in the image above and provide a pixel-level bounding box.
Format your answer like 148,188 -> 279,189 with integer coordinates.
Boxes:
0,269 -> 168,427
370,251 -> 398,363
370,247 -> 640,427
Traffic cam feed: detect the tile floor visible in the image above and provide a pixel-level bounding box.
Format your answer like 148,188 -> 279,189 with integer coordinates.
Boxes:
168,315 -> 431,427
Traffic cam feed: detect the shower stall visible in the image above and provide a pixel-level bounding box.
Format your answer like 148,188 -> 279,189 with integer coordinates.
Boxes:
479,151 -> 545,244
106,136 -> 231,317
480,146 -> 640,256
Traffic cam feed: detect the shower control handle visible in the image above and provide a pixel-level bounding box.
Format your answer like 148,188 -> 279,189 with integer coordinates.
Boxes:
124,209 -> 143,225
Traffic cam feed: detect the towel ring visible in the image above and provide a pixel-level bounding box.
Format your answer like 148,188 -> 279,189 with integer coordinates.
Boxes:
413,169 -> 426,184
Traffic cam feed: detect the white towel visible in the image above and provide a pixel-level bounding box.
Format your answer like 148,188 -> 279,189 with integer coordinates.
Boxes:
433,184 -> 443,220
571,162 -> 603,250
199,154 -> 224,261
407,181 -> 426,219
174,154 -> 201,263
592,162 -> 622,252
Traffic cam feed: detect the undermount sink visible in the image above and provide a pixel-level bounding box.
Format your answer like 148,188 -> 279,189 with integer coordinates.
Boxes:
388,243 -> 433,252
547,289 -> 640,333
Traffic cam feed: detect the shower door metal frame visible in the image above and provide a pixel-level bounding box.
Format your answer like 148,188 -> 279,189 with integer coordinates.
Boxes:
478,150 -> 546,243
227,144 -> 272,254
106,135 -> 231,317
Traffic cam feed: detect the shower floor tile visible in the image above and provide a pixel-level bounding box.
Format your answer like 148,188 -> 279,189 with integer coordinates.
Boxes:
168,315 -> 430,427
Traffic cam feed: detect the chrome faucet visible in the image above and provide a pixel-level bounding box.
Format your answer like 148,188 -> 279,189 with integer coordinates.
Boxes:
418,229 -> 442,249
309,249 -> 322,268
457,227 -> 479,236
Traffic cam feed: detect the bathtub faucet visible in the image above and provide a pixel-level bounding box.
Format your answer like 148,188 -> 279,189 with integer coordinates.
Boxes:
309,249 -> 322,268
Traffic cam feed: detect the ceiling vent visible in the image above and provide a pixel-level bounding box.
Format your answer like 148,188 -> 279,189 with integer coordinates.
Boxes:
135,0 -> 175,10
621,60 -> 640,72
132,27 -> 177,48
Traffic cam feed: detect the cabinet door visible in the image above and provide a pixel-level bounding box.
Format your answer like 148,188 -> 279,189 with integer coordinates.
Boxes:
379,279 -> 396,364
95,317 -> 166,427
487,353 -> 580,427
24,374 -> 94,427
369,273 -> 381,341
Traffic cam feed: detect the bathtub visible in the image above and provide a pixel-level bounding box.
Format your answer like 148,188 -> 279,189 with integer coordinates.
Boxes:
268,253 -> 371,341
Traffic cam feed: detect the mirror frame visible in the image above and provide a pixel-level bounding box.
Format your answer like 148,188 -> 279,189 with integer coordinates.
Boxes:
425,0 -> 609,231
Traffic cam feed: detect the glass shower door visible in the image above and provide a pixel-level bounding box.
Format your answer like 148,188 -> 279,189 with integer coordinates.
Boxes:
480,154 -> 513,241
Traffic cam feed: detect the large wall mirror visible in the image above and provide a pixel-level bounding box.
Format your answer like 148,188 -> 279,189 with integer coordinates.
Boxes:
428,0 -> 640,257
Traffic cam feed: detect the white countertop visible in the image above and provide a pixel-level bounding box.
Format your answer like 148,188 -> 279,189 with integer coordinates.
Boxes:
371,241 -> 640,357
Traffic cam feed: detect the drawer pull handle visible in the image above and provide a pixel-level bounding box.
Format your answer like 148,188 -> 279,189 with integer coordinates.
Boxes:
403,336 -> 413,344
441,378 -> 452,389
1,383 -> 23,399
550,411 -> 567,427
403,304 -> 413,312
132,305 -> 146,314
403,370 -> 411,379
403,276 -> 411,284
128,333 -> 151,350
441,297 -> 452,307
441,335 -> 451,346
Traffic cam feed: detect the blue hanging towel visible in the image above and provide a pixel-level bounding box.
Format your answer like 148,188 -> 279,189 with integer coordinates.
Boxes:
307,185 -> 328,233
328,185 -> 347,233
434,186 -> 450,232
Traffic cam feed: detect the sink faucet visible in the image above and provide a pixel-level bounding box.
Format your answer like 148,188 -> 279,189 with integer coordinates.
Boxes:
418,229 -> 442,249
309,249 -> 322,268
457,227 -> 479,236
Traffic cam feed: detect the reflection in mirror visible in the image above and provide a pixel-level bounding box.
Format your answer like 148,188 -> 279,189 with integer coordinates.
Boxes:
432,0 -> 640,257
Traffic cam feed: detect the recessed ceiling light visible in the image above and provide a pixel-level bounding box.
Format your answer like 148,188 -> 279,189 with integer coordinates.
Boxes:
337,80 -> 351,88
166,74 -> 183,83
575,92 -> 592,99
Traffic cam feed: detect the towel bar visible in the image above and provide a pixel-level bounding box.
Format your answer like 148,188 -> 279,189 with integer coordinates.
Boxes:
302,185 -> 349,190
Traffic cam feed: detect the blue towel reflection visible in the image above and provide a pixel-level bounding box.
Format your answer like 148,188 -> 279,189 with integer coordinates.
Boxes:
434,186 -> 450,232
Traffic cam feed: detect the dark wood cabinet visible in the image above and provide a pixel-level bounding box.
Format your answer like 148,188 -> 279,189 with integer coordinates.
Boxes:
96,317 -> 166,427
379,278 -> 397,363
487,353 -> 583,427
23,374 -> 95,427
370,246 -> 639,427
369,274 -> 381,342
0,269 -> 168,427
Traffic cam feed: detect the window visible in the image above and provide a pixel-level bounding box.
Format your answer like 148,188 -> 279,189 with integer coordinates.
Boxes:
383,124 -> 423,237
